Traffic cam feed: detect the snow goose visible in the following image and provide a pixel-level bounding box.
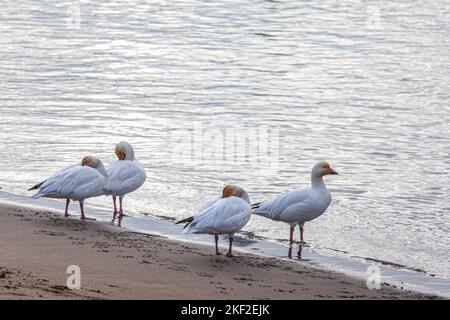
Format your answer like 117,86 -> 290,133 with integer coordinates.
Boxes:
252,162 -> 338,258
176,185 -> 251,257
104,141 -> 146,227
29,156 -> 107,220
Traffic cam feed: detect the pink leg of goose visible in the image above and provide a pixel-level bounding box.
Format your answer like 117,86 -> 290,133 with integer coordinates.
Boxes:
289,225 -> 295,244
226,236 -> 234,257
79,201 -> 96,221
288,225 -> 295,258
299,223 -> 305,243
117,196 -> 129,227
215,235 -> 222,255
297,223 -> 305,258
112,196 -> 118,222
64,199 -> 73,218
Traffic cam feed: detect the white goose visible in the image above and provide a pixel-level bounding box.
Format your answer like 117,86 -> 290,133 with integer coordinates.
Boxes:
104,141 -> 146,227
176,185 -> 251,257
252,162 -> 338,258
29,156 -> 107,220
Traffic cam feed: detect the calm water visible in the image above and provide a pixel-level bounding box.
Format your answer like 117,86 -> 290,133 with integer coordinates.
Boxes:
1,0 -> 449,280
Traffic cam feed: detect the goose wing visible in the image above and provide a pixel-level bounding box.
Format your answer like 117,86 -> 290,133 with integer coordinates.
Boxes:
32,166 -> 106,200
105,160 -> 146,196
252,187 -> 312,222
185,196 -> 251,235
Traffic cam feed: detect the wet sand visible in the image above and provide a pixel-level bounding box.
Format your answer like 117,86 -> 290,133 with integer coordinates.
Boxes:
0,202 -> 440,300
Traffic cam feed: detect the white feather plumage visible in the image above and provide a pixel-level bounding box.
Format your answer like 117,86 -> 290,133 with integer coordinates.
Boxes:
185,196 -> 251,236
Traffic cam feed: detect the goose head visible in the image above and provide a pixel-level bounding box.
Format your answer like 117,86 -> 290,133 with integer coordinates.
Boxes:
81,156 -> 101,168
81,156 -> 108,177
222,185 -> 250,204
115,141 -> 135,161
312,162 -> 339,178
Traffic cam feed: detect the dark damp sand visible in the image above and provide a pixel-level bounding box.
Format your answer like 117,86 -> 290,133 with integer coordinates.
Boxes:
0,203 -> 441,300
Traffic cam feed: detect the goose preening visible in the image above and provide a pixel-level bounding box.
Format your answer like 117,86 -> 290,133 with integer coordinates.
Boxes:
29,156 -> 108,220
252,162 -> 338,258
104,141 -> 147,227
176,185 -> 251,257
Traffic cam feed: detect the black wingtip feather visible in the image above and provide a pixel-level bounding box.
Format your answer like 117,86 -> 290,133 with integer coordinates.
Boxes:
28,181 -> 44,191
251,202 -> 262,209
175,216 -> 194,229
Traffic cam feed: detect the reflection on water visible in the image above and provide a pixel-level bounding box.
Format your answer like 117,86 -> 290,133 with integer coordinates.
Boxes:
0,1 -> 449,279
288,244 -> 304,260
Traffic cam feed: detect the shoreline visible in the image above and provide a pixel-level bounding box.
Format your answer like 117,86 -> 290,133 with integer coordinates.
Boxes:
0,202 -> 442,300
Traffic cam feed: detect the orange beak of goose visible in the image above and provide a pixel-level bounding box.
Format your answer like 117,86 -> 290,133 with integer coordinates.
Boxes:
329,167 -> 339,175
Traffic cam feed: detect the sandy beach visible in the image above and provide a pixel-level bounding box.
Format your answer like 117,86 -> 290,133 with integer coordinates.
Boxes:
0,202 -> 440,300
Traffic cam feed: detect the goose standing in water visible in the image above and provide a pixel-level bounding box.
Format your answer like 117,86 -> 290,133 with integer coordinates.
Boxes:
29,156 -> 108,220
104,141 -> 146,227
252,162 -> 338,258
176,185 -> 251,257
